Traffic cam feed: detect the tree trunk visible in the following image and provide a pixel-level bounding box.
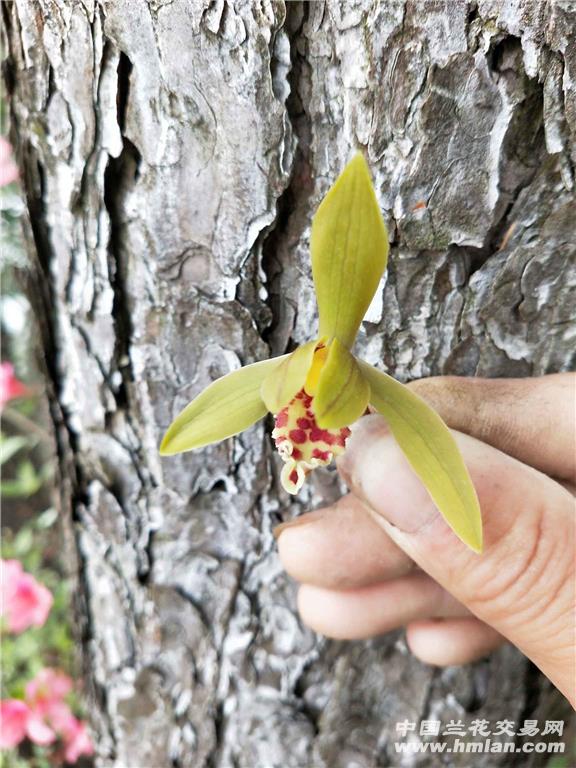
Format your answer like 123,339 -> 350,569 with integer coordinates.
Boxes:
3,1 -> 574,766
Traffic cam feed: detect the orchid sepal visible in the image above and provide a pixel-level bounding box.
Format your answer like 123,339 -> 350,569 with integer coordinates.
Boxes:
358,361 -> 483,553
311,153 -> 389,350
159,356 -> 286,456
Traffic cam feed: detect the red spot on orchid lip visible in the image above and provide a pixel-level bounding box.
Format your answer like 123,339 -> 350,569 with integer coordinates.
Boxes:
275,411 -> 288,428
310,426 -> 335,444
289,469 -> 299,485
336,427 -> 351,447
312,448 -> 330,461
289,429 -> 307,444
297,418 -> 312,430
292,447 -> 302,460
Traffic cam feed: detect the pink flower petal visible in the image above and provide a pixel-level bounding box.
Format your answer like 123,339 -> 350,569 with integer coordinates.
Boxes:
1,559 -> 53,634
25,668 -> 73,704
0,363 -> 28,409
0,137 -> 18,187
43,700 -> 74,731
26,714 -> 56,746
0,699 -> 30,749
0,559 -> 23,592
62,717 -> 94,763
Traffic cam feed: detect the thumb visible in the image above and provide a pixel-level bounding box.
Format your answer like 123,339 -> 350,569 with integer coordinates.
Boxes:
339,415 -> 575,704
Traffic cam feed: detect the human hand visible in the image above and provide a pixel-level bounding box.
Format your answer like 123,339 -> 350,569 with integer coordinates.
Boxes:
275,373 -> 575,705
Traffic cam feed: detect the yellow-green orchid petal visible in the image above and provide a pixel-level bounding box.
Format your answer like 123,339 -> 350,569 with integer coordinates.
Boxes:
260,339 -> 319,414
358,361 -> 483,553
160,356 -> 286,456
311,153 -> 389,349
314,338 -> 370,429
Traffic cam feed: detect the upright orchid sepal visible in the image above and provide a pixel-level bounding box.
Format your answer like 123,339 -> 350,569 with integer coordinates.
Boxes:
160,155 -> 483,553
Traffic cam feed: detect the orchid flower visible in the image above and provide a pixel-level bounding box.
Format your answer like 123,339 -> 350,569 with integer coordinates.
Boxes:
160,155 -> 482,552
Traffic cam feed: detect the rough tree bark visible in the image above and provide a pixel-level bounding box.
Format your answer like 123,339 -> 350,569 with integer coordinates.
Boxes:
3,1 -> 575,766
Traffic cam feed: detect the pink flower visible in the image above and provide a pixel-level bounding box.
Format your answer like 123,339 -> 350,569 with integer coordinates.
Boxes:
0,700 -> 29,749
0,698 -> 56,750
0,559 -> 53,634
0,137 -> 18,186
0,363 -> 28,409
0,669 -> 93,761
23,713 -> 56,746
25,669 -> 73,709
61,717 -> 94,763
25,668 -> 93,762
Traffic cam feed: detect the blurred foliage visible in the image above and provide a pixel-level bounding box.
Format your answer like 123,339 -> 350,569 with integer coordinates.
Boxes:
0,741 -> 62,768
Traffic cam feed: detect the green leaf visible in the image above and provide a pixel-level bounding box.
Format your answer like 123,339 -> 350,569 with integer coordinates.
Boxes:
36,507 -> 59,529
0,461 -> 43,498
314,338 -> 370,429
359,362 -> 483,553
260,340 -> 319,414
0,434 -> 30,465
13,526 -> 34,557
311,153 -> 389,350
160,356 -> 285,455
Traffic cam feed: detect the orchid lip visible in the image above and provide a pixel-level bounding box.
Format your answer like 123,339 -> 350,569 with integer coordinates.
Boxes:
272,387 -> 351,494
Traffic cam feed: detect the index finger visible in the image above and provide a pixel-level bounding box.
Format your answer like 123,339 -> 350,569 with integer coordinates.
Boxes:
407,373 -> 575,483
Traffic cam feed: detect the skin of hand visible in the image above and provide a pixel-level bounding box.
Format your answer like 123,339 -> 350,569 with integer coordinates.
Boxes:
275,373 -> 576,705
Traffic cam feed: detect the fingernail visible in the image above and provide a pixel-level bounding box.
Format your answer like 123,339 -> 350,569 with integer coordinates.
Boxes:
340,415 -> 437,534
338,415 -> 387,489
273,508 -> 326,539
337,416 -> 381,484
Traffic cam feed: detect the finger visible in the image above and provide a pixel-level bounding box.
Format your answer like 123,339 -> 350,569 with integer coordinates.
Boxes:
297,572 -> 469,640
406,618 -> 504,666
275,494 -> 414,589
339,415 -> 575,704
407,373 -> 576,482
